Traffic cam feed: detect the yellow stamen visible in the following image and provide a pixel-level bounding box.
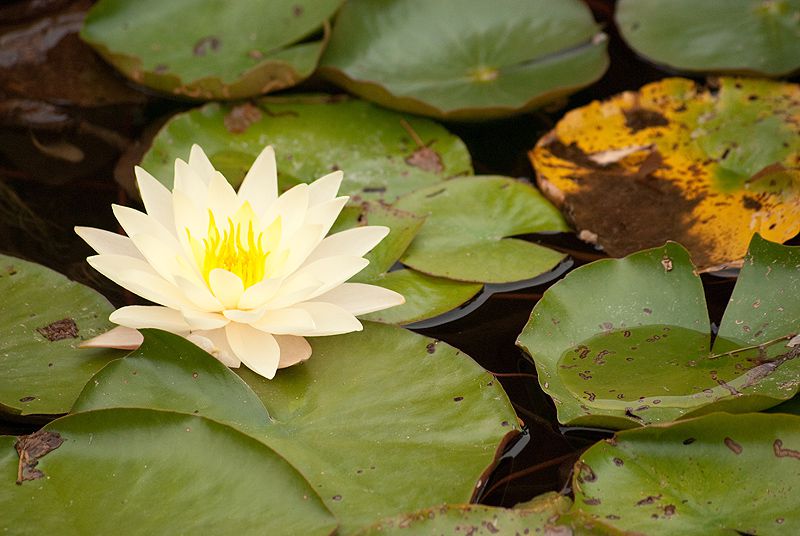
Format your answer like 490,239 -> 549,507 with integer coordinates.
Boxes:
189,207 -> 272,289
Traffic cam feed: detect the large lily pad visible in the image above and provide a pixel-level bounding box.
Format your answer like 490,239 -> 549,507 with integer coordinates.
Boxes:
80,0 -> 342,99
69,323 -> 519,533
140,96 -> 472,202
0,408 -> 336,535
395,176 -> 569,283
0,255 -> 123,417
572,412 -> 800,534
319,0 -> 608,120
530,77 -> 800,271
616,0 -> 800,77
517,235 -> 800,429
332,203 -> 483,325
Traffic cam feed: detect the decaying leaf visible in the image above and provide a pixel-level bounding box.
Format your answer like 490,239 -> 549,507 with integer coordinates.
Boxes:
530,77 -> 800,271
15,430 -> 63,484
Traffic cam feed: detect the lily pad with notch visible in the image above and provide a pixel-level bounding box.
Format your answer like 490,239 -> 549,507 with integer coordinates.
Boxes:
319,0 -> 609,120
140,96 -> 472,202
0,255 -> 124,417
395,176 -> 569,283
517,235 -> 800,429
80,0 -> 342,100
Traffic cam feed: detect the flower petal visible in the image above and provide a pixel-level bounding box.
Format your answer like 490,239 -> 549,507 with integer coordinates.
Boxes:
290,302 -> 363,336
110,305 -> 191,332
129,233 -> 198,285
112,204 -> 181,252
238,277 -> 282,310
265,183 -> 309,245
304,196 -> 348,237
206,169 -> 239,222
208,268 -> 245,309
239,145 -> 278,215
87,254 -> 188,309
79,326 -> 143,350
308,170 -> 343,206
285,255 -> 369,302
277,224 -> 326,277
187,328 -> 240,367
314,282 -> 405,316
174,158 -> 208,208
225,322 -> 280,379
135,166 -> 174,231
174,275 -> 223,312
75,226 -> 143,258
182,309 -> 229,331
250,307 -> 316,334
305,225 -> 389,264
275,335 -> 311,369
188,144 -> 216,184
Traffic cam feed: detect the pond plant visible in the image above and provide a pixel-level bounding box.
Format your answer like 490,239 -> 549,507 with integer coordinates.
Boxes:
1,0 -> 799,534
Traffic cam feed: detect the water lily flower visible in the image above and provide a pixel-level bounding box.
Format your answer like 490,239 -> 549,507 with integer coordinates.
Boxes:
76,145 -> 404,379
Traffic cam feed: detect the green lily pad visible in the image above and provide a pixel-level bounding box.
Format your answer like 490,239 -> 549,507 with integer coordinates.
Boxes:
72,330 -> 271,437
572,412 -> 800,534
319,0 -> 609,120
332,203 -> 483,325
140,96 -> 472,202
0,255 -> 124,417
517,235 -> 800,429
0,408 -> 336,535
616,0 -> 800,77
80,0 -> 342,99
395,176 -> 569,283
71,322 -> 518,534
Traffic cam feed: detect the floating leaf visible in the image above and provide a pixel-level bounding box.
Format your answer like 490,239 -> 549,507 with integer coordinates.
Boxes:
395,176 -> 569,283
0,255 -> 123,417
572,412 -> 800,534
319,0 -> 609,120
517,235 -> 800,429
616,0 -> 800,77
80,0 -> 342,99
530,77 -> 800,271
0,409 -> 337,534
140,96 -> 472,202
72,322 -> 518,533
73,330 -> 271,437
332,203 -> 482,324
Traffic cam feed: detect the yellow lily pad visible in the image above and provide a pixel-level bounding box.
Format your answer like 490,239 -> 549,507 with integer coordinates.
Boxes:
530,77 -> 800,271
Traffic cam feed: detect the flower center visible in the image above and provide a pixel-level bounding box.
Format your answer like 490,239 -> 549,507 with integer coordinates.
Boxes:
194,209 -> 269,289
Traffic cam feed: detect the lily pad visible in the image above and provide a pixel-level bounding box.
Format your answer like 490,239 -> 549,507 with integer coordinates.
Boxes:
0,255 -> 124,417
319,0 -> 609,120
140,96 -> 472,202
531,77 -> 800,271
71,322 -> 519,534
0,408 -> 337,535
332,203 -> 483,325
72,330 -> 271,437
80,0 -> 342,99
395,176 -> 569,283
572,412 -> 800,534
616,0 -> 800,77
516,235 -> 800,429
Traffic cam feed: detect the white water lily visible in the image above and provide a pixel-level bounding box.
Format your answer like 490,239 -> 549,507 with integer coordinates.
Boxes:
76,145 -> 404,379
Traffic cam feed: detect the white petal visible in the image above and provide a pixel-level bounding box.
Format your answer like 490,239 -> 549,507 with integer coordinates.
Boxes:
187,328 -> 240,367
225,322 -> 281,379
129,233 -> 196,285
291,302 -> 363,336
238,277 -> 282,310
223,307 -> 267,323
87,255 -> 188,309
305,226 -> 389,264
264,183 -> 309,242
285,256 -> 369,302
79,326 -> 143,350
276,224 -> 326,277
250,307 -> 316,334
304,196 -> 348,238
315,283 -> 405,316
110,305 -> 191,332
206,170 -> 239,222
135,166 -> 174,231
75,226 -> 143,259
174,158 -> 208,208
188,144 -> 217,184
308,170 -> 343,206
265,274 -> 323,309
208,268 -> 244,309
172,189 -> 209,258
239,145 -> 278,215
182,309 -> 229,330
174,275 -> 223,312
112,204 -> 180,252
275,335 -> 311,369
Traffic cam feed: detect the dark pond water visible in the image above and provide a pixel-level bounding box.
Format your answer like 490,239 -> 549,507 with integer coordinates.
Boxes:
1,0 -> 786,508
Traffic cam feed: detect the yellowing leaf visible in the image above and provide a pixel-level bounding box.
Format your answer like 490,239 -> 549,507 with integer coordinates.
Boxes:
530,77 -> 800,271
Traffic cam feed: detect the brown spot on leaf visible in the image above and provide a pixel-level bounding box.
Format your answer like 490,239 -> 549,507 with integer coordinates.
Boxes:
664,505 -> 676,517
623,108 -> 669,133
292,5 -> 304,16
426,342 -> 436,354
15,430 -> 63,484
575,461 -> 596,483
224,103 -> 262,134
36,317 -> 78,341
724,437 -> 743,455
405,147 -> 443,173
193,36 -> 220,56
773,439 -> 800,460
18,396 -> 35,403
636,495 -> 661,506
661,256 -> 673,272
